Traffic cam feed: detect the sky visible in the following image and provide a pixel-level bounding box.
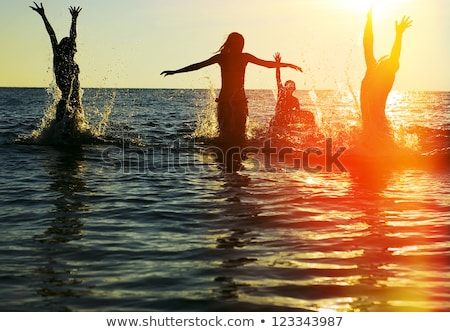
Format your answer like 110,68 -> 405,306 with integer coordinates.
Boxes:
0,0 -> 449,91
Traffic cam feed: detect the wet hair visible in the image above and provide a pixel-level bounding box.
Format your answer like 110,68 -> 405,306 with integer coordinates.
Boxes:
58,37 -> 76,54
217,32 -> 244,54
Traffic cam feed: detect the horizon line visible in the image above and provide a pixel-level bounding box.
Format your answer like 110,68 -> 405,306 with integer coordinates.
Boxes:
1,86 -> 449,93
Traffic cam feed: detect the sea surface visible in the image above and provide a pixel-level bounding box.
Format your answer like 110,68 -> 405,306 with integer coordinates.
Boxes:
0,87 -> 449,312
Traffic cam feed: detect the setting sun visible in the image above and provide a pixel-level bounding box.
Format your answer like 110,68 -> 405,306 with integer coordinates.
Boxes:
335,0 -> 409,13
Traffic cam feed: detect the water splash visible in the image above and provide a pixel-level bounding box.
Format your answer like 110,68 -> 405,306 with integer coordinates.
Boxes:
306,88 -> 360,149
89,90 -> 116,137
29,84 -> 59,140
308,89 -> 321,126
192,80 -> 219,140
24,83 -> 115,145
392,123 -> 420,151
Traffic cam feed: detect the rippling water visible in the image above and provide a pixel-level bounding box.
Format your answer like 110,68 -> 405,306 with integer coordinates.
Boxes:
0,87 -> 448,311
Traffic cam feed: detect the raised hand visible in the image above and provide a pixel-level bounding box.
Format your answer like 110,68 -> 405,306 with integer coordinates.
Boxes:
160,70 -> 176,77
274,52 -> 281,63
69,6 -> 82,18
290,64 -> 303,72
30,2 -> 45,16
396,16 -> 413,34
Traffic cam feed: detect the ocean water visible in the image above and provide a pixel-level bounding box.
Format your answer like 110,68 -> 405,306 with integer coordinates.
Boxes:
0,87 -> 449,312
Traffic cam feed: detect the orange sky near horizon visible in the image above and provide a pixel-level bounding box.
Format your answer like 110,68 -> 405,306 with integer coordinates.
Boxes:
0,0 -> 449,91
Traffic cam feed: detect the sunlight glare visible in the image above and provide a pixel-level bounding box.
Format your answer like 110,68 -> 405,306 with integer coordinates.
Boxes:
336,0 -> 409,13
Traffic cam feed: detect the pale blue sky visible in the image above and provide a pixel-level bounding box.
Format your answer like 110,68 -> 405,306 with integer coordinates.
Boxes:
1,0 -> 449,90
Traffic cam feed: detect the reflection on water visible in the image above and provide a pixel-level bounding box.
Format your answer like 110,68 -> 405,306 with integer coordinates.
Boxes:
195,94 -> 449,311
201,163 -> 449,311
208,172 -> 259,302
0,88 -> 448,311
33,146 -> 91,310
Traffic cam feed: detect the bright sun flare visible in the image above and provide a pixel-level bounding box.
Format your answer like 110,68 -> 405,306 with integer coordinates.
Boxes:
337,0 -> 408,13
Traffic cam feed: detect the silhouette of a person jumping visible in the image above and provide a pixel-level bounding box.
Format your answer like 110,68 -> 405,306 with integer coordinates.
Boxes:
30,2 -> 83,123
360,6 -> 412,147
161,32 -> 302,145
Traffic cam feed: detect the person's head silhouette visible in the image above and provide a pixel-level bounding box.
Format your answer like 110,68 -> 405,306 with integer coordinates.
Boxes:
284,80 -> 296,94
57,37 -> 77,57
218,32 -> 244,54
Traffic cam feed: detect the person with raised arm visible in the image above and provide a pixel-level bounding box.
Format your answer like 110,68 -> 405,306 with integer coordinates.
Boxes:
161,32 -> 302,145
360,6 -> 412,147
270,52 -> 316,134
271,52 -> 300,126
30,2 -> 83,123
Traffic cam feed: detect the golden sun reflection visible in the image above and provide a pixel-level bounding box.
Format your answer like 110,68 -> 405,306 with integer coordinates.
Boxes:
316,297 -> 357,312
388,245 -> 419,256
386,91 -> 421,151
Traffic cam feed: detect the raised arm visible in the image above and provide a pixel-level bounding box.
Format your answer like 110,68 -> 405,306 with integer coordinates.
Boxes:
363,6 -> 376,67
161,54 -> 220,76
30,2 -> 58,50
390,16 -> 412,62
247,53 -> 302,72
69,6 -> 82,41
274,52 -> 283,90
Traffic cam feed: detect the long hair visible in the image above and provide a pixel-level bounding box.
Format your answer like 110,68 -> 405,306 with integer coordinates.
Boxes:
58,37 -> 76,56
217,32 -> 244,54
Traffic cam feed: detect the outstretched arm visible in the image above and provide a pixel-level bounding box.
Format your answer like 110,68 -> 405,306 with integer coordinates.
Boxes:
247,53 -> 303,72
30,2 -> 58,50
390,16 -> 412,62
161,55 -> 220,76
69,6 -> 82,40
274,52 -> 283,90
363,6 -> 376,67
